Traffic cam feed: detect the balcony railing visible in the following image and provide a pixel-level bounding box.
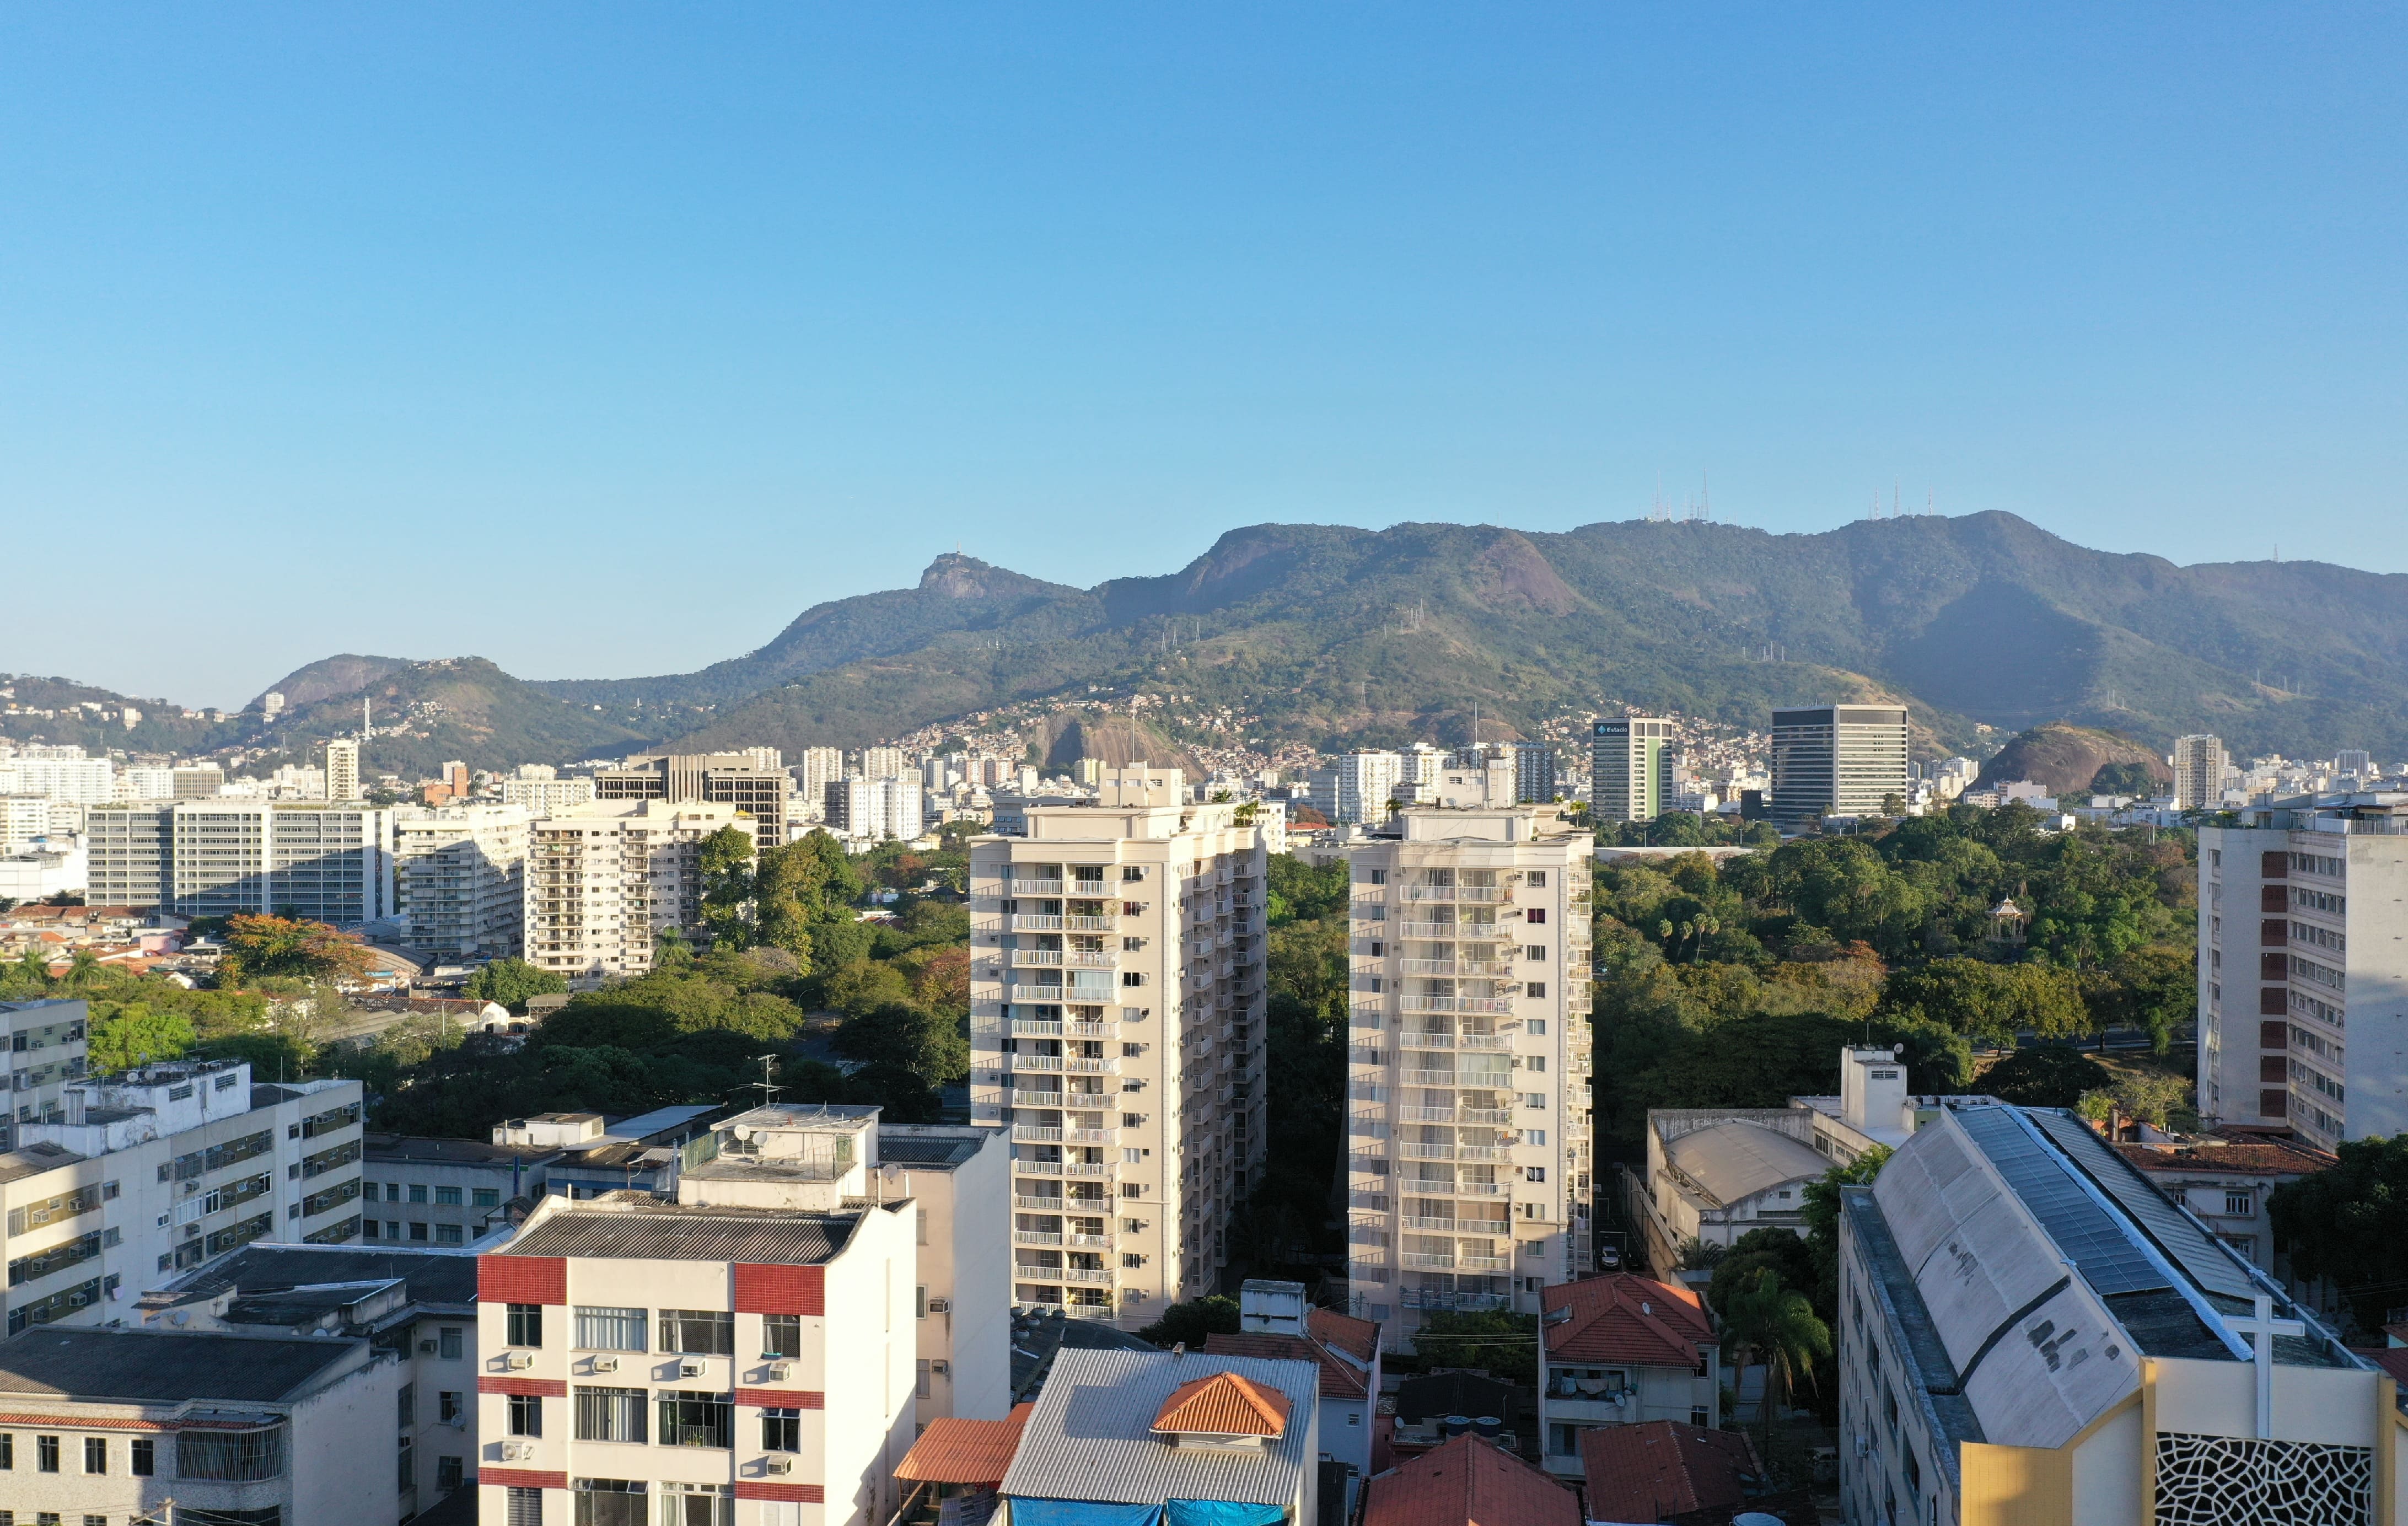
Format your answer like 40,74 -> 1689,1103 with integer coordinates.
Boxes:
1014,1125 -> 1066,1143
1014,1195 -> 1067,1211
1399,1029 -> 1455,1049
1401,1252 -> 1455,1269
1400,1144 -> 1456,1160
1015,1230 -> 1065,1246
1012,880 -> 1067,896
1402,1289 -> 1511,1312
1013,1159 -> 1063,1175
1060,1268 -> 1114,1285
1011,1090 -> 1068,1108
1458,1254 -> 1510,1271
1399,923 -> 1456,939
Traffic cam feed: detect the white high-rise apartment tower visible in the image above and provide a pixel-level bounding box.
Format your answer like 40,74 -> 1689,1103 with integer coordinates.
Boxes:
392,803 -> 530,959
1334,751 -> 1405,826
325,738 -> 361,802
861,746 -> 907,782
522,799 -> 750,987
2173,733 -> 2229,811
1343,800 -> 1595,1347
968,768 -> 1266,1328
2197,796 -> 2408,1152
795,747 -> 846,821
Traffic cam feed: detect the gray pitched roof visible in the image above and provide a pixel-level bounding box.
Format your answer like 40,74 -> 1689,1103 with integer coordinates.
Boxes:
0,1328 -> 358,1404
170,1245 -> 479,1309
1002,1348 -> 1319,1507
503,1206 -> 857,1264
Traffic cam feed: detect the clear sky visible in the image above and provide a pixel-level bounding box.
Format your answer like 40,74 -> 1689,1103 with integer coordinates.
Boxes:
4,6 -> 2401,707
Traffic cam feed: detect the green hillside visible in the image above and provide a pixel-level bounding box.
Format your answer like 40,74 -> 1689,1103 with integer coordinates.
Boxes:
246,658 -> 659,778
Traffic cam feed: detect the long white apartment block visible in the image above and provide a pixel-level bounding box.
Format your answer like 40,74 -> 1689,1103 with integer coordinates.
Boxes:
503,766 -> 600,818
967,767 -> 1266,1329
394,802 -> 530,960
870,1123 -> 1013,1426
0,750 -> 115,804
84,800 -> 396,924
2198,796 -> 2408,1150
0,997 -> 93,1150
0,1044 -> 364,1339
477,1105 -> 920,1526
1342,802 -> 1596,1343
524,799 -> 750,987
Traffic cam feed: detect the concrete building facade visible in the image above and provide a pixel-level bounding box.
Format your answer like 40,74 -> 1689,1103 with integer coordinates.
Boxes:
327,738 -> 362,803
394,802 -> 530,960
967,768 -> 1267,1329
1590,718 -> 1674,826
2197,798 -> 2408,1150
1770,704 -> 1910,826
869,1124 -> 1013,1427
2173,734 -> 2230,812
523,799 -> 750,988
1341,803 -> 1596,1343
84,800 -> 397,924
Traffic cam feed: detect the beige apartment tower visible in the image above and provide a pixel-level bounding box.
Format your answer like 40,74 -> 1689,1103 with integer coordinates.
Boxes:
393,802 -> 530,959
968,767 -> 1266,1329
325,738 -> 361,803
2173,732 -> 2229,812
1343,802 -> 1595,1347
523,798 -> 751,987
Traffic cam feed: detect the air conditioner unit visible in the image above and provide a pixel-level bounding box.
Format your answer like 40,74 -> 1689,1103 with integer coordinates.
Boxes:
504,1352 -> 535,1371
930,1361 -> 950,1377
765,1457 -> 793,1475
679,1361 -> 704,1378
589,1356 -> 619,1373
766,1362 -> 792,1381
502,1442 -> 535,1461
926,1297 -> 952,1314
418,1340 -> 437,1354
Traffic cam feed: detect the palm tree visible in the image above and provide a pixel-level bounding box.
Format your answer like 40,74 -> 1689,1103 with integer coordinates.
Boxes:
1719,1268 -> 1831,1453
62,949 -> 103,991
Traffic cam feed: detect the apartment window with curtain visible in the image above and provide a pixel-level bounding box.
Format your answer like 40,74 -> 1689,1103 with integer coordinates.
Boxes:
575,1305 -> 647,1351
573,1388 -> 647,1444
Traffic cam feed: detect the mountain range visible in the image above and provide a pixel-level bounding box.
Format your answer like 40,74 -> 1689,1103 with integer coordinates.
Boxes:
12,512 -> 2405,776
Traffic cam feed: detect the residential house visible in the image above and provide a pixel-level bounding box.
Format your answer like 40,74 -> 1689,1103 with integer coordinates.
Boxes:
1534,1275 -> 1721,1479
1359,1433 -> 1579,1526
1578,1421 -> 1763,1526
1203,1280 -> 1385,1480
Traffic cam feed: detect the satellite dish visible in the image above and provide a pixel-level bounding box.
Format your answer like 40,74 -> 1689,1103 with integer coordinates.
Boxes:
733,1126 -> 753,1141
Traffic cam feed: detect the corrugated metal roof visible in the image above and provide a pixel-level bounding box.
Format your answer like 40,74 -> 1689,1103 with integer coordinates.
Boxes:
1002,1348 -> 1320,1507
1662,1121 -> 1828,1206
502,1207 -> 855,1264
0,1328 -> 357,1404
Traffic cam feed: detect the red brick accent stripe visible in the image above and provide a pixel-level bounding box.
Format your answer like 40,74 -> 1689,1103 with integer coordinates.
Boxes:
737,1482 -> 826,1503
478,1376 -> 568,1397
480,1255 -> 566,1305
734,1262 -> 824,1315
482,1468 -> 568,1491
736,1387 -> 826,1409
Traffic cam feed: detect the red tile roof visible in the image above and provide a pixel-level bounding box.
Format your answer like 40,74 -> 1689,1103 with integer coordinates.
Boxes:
1153,1372 -> 1293,1437
2116,1140 -> 2336,1177
1360,1433 -> 1579,1526
895,1403 -> 1033,1484
1540,1275 -> 1714,1370
2352,1348 -> 2408,1385
1310,1305 -> 1382,1363
1203,1331 -> 1372,1401
1579,1421 -> 1758,1523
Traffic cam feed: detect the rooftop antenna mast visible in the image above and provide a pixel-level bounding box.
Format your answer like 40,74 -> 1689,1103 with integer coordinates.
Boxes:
749,1054 -> 782,1109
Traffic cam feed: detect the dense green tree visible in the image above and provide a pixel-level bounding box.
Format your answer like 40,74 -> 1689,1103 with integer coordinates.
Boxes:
820,961 -> 913,1018
832,1001 -> 969,1086
218,915 -> 373,986
87,1002 -> 196,1072
463,958 -> 568,1013
1137,1296 -> 1241,1347
1708,1227 -> 1818,1321
1413,1309 -> 1539,1388
2270,1137 -> 2407,1335
1800,1147 -> 1889,1319
1719,1269 -> 1831,1449
1976,1046 -> 2112,1108
1879,959 -> 2090,1046
698,825 -> 758,947
1265,855 -> 1347,926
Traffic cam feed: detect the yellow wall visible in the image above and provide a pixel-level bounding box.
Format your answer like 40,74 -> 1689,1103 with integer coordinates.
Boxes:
1960,1442 -> 2071,1526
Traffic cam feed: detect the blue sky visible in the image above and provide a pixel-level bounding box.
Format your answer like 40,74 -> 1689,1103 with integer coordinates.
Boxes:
4,6 -> 2401,707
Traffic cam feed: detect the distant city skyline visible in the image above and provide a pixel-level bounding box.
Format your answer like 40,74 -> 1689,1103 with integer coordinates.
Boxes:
4,7 -> 2400,707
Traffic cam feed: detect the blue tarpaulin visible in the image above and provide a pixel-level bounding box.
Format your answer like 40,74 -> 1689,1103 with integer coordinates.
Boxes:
1164,1502 -> 1286,1526
1009,1502 -> 1164,1526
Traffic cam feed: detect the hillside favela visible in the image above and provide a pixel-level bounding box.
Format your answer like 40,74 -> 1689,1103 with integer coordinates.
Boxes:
3,10 -> 2400,1526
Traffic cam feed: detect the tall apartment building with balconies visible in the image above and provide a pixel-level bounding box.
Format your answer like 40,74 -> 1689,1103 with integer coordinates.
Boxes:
966,767 -> 1265,1330
2197,796 -> 2408,1150
84,800 -> 395,924
1341,803 -> 1595,1344
0,998 -> 92,1149
394,802 -> 530,960
596,751 -> 793,853
524,799 -> 750,987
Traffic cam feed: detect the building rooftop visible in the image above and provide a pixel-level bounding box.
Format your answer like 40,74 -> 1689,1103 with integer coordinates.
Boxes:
1203,1331 -> 1370,1402
0,1327 -> 361,1405
1578,1421 -> 1758,1525
1363,1433 -> 1579,1526
0,1141 -> 84,1185
592,1104 -> 721,1143
896,1403 -> 1035,1486
501,1202 -> 861,1264
1394,1371 -> 1513,1428
1660,1119 -> 1829,1207
164,1244 -> 479,1315
1001,1348 -> 1321,1508
2115,1136 -> 2338,1178
1539,1274 -> 1714,1370
879,1124 -> 1000,1169
363,1133 -> 562,1168
1153,1372 -> 1293,1438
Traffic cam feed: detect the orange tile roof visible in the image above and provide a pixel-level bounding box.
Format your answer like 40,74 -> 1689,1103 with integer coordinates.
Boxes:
1309,1305 -> 1381,1362
2116,1140 -> 2336,1176
1360,1432 -> 1579,1526
1202,1331 -> 1371,1401
1540,1274 -> 1714,1371
895,1403 -> 1033,1484
1579,1421 -> 1757,1522
1152,1372 -> 1293,1437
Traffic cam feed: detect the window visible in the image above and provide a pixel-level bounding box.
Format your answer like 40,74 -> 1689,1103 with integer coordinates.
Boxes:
1525,1166 -> 1547,1182
434,1186 -> 463,1206
760,1313 -> 801,1358
577,1307 -> 648,1351
0,1432 -> 10,1468
916,1360 -> 932,1398
656,1391 -> 734,1449
364,1220 -> 381,1239
177,1425 -> 284,1481
437,1454 -> 464,1492
472,1188 -> 501,1208
658,1309 -> 733,1355
435,1224 -> 464,1245
2226,1191 -> 2254,1216
1525,908 -> 1545,923
573,1478 -> 647,1526
409,1222 -> 429,1241
660,1482 -> 734,1526
397,1433 -> 413,1492
1525,982 -> 1547,999
1526,1019 -> 1546,1035
398,1384 -> 416,1427
1691,1405 -> 1710,1427
573,1388 -> 647,1443
507,1303 -> 543,1348
82,1437 -> 103,1474
36,1435 -> 56,1473
1523,1130 -> 1547,1146
439,1391 -> 463,1425
762,1407 -> 802,1453
508,1394 -> 542,1437
507,1486 -> 544,1526
408,1184 -> 428,1203
1524,944 -> 1546,961
1122,1148 -> 1143,1163
439,1326 -> 463,1360
129,1436 -> 152,1477
386,1183 -> 402,1202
